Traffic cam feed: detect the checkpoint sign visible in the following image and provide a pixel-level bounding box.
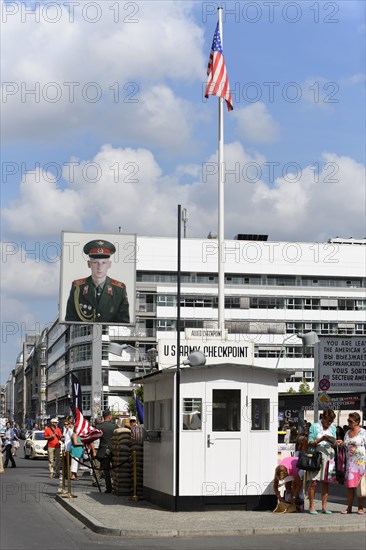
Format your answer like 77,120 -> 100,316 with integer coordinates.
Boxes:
319,378 -> 331,392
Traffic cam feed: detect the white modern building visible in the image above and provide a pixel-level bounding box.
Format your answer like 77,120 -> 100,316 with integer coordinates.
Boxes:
44,234 -> 366,421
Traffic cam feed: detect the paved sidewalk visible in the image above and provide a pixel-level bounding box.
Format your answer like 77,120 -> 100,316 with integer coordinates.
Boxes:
55,476 -> 366,538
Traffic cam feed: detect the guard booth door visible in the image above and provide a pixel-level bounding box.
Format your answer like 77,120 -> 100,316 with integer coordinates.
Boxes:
203,382 -> 247,496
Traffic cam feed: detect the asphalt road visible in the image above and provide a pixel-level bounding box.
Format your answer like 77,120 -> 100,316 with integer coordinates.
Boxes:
1,444 -> 365,550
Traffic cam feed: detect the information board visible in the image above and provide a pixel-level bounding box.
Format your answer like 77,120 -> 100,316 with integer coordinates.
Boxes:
318,336 -> 366,392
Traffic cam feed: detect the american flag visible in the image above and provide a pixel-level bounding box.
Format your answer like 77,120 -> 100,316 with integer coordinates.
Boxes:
70,401 -> 102,443
205,23 -> 233,112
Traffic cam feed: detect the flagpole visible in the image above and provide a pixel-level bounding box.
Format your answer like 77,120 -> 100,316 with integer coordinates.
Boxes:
218,7 -> 225,333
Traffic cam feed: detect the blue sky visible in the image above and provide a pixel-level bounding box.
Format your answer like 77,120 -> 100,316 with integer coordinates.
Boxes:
1,0 -> 365,382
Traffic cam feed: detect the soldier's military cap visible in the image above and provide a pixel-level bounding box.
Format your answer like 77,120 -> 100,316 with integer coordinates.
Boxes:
83,240 -> 116,259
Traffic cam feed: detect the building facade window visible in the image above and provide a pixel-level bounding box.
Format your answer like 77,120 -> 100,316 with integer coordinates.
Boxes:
71,344 -> 91,363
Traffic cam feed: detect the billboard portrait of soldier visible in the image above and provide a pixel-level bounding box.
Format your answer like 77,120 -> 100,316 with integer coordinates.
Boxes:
60,232 -> 136,325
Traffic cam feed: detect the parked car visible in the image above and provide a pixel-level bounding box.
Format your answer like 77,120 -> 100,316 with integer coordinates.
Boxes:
24,430 -> 48,459
19,428 -> 29,440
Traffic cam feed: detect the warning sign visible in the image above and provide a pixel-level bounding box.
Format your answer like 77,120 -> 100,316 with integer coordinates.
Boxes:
319,378 -> 331,391
318,392 -> 331,405
318,393 -> 331,409
318,336 -> 366,393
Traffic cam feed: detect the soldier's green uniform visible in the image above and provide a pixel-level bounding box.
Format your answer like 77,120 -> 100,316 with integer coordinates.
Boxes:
65,239 -> 130,324
65,275 -> 130,323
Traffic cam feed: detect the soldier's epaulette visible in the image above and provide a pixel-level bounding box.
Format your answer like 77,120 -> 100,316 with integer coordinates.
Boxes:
73,278 -> 87,286
110,279 -> 125,288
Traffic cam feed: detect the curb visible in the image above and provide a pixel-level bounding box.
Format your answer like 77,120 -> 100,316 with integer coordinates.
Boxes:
56,495 -> 366,538
56,494 -> 121,536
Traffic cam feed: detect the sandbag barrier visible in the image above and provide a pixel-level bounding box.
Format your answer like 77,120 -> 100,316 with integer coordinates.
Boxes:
65,427 -> 144,498
112,427 -> 143,498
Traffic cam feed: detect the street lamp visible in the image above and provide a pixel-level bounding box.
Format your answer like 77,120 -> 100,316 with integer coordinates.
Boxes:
275,334 -> 299,369
182,351 -> 206,367
146,348 -> 158,370
297,331 -> 320,423
109,343 -> 148,374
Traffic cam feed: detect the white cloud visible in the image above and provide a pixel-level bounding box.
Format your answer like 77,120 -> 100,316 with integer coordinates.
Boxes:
1,242 -> 60,298
117,85 -> 196,149
2,1 -> 205,146
224,149 -> 366,242
302,77 -> 339,108
340,73 -> 366,86
3,143 -> 365,244
2,168 -> 86,236
233,103 -> 279,143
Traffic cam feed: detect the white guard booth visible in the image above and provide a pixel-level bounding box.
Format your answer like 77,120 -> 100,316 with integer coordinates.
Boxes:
138,362 -> 285,511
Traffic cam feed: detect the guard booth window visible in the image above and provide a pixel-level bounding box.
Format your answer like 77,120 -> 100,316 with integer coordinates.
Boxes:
212,389 -> 240,431
183,398 -> 202,430
251,398 -> 270,430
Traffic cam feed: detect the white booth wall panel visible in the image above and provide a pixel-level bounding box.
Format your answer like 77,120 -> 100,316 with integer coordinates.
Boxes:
155,378 -> 174,401
247,432 -> 277,494
143,433 -> 174,494
180,375 -> 206,495
143,378 -> 175,494
144,384 -> 156,402
180,432 -> 205,495
246,376 -> 278,493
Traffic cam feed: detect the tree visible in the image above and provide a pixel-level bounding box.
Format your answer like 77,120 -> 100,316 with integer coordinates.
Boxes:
298,380 -> 312,394
287,387 -> 297,394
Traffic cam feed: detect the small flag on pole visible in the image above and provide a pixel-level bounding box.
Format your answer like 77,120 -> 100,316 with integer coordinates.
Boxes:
205,22 -> 233,111
135,395 -> 144,424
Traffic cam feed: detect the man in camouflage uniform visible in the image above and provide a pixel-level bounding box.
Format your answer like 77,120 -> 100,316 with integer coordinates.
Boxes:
65,240 -> 130,323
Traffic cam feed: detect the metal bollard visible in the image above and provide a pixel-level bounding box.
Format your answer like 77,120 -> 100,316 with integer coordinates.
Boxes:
129,450 -> 139,501
58,452 -> 65,494
61,451 -> 77,499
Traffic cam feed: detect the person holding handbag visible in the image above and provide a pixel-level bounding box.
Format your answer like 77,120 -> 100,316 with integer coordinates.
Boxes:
338,412 -> 366,515
307,408 -> 337,515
